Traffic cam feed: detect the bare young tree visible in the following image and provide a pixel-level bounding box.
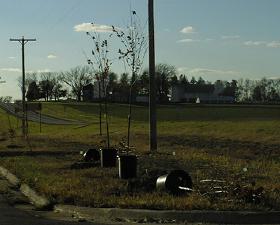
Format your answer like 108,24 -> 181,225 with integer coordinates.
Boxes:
86,24 -> 114,148
113,10 -> 148,149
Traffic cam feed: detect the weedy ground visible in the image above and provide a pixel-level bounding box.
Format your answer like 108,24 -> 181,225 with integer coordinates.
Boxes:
0,102 -> 279,210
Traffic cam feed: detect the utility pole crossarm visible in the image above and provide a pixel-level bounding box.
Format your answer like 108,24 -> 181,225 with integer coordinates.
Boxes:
10,38 -> 36,44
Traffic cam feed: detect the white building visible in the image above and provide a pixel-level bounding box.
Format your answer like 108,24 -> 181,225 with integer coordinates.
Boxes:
171,83 -> 235,103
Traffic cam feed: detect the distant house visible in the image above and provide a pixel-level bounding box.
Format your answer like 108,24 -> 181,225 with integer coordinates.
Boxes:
82,82 -> 106,102
82,83 -> 94,102
93,81 -> 106,100
108,91 -> 129,103
82,82 -> 132,103
171,82 -> 235,103
136,95 -> 149,103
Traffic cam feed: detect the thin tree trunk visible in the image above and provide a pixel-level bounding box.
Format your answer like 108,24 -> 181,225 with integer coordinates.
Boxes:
127,85 -> 133,149
98,79 -> 102,136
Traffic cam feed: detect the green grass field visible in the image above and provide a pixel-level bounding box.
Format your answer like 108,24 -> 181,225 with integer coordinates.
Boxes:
0,102 -> 279,210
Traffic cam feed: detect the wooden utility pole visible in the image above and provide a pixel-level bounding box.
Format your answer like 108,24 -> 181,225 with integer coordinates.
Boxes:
10,36 -> 36,138
148,0 -> 157,152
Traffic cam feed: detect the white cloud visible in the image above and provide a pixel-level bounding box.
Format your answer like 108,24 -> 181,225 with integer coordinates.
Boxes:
187,68 -> 239,76
177,38 -> 214,44
177,39 -> 200,43
0,68 -> 21,73
177,67 -> 242,79
267,76 -> 280,80
8,56 -> 16,60
47,54 -> 57,59
266,41 -> 280,48
221,35 -> 240,40
180,26 -> 196,34
37,69 -> 51,73
244,40 -> 280,48
0,68 -> 51,74
244,41 -> 266,46
74,23 -> 114,32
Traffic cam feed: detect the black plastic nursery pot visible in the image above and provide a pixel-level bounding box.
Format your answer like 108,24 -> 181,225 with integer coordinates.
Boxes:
156,170 -> 193,195
100,148 -> 117,167
83,149 -> 100,162
118,154 -> 137,179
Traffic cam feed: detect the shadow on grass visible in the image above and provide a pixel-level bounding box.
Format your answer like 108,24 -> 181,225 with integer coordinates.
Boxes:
158,135 -> 279,160
0,150 -> 79,157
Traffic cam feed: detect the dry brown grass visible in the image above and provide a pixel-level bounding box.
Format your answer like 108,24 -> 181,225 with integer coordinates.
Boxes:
0,103 -> 279,210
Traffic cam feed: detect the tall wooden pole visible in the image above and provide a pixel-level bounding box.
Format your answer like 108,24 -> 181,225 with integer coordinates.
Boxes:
148,0 -> 157,151
10,36 -> 36,138
21,37 -> 26,137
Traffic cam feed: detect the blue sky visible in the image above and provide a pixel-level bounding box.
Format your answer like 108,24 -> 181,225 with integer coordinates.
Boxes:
1,0 -> 280,99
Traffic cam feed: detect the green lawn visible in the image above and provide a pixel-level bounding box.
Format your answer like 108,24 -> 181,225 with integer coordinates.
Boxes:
0,102 -> 279,210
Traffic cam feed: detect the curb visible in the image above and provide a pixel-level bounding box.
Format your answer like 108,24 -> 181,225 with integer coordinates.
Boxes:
55,205 -> 280,224
0,166 -> 20,187
1,166 -> 279,224
0,166 -> 52,210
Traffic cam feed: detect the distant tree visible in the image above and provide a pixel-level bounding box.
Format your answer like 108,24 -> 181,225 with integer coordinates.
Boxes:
170,75 -> 178,85
190,76 -> 197,84
197,76 -> 206,85
138,71 -> 149,94
17,72 -> 37,96
0,96 -> 12,103
117,73 -> 130,101
26,81 -> 40,101
52,74 -> 67,101
221,80 -> 238,98
39,72 -> 56,101
155,63 -> 177,102
107,72 -> 118,93
60,66 -> 93,102
179,74 -> 188,86
53,83 -> 67,101
266,79 -> 280,101
252,85 -> 264,101
119,73 -> 130,88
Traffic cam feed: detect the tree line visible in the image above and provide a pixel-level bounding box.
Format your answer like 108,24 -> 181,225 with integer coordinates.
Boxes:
237,78 -> 280,103
23,64 -> 280,104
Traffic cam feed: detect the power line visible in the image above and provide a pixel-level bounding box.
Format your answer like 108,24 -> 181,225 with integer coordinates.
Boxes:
9,36 -> 36,138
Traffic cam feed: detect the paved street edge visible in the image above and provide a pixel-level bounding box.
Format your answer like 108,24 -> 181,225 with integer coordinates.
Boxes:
0,166 -> 52,210
1,165 -> 280,224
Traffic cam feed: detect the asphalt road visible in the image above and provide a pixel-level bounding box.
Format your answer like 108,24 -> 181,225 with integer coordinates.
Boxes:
0,102 -> 84,125
0,195 -> 115,225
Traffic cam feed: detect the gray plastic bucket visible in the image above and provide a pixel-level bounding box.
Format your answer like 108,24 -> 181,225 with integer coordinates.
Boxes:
156,170 -> 193,195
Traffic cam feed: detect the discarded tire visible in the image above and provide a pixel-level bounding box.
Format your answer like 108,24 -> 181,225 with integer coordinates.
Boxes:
100,148 -> 117,167
118,154 -> 137,179
156,170 -> 193,195
83,149 -> 100,162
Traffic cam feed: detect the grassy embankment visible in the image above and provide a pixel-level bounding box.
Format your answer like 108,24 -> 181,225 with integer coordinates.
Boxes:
0,102 -> 279,210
